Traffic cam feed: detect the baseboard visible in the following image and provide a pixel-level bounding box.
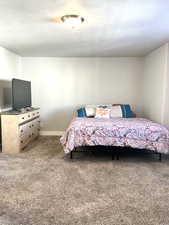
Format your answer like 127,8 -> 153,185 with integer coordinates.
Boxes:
40,131 -> 65,136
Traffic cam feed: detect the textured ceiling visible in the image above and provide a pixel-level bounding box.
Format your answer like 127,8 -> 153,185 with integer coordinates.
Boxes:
0,0 -> 169,57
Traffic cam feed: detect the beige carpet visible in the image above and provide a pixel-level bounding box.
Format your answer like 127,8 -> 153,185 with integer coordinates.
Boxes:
0,136 -> 169,225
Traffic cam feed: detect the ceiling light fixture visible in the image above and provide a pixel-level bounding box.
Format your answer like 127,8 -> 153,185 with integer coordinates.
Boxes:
61,15 -> 84,28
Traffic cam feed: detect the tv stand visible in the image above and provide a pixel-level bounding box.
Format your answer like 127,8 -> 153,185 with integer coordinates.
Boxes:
1,108 -> 40,153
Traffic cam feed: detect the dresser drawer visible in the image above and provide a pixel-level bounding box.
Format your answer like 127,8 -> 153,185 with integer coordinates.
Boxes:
29,118 -> 40,130
31,118 -> 40,138
20,135 -> 32,149
19,122 -> 31,137
18,110 -> 40,124
18,112 -> 32,124
31,110 -> 40,118
19,125 -> 32,148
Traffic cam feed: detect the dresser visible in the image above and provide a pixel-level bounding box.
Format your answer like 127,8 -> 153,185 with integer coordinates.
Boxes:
1,108 -> 40,153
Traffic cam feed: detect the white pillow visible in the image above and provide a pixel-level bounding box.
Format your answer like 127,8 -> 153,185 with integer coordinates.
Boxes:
85,106 -> 96,117
110,106 -> 122,118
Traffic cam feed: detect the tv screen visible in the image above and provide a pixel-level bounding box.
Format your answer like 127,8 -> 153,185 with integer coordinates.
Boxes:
12,78 -> 32,110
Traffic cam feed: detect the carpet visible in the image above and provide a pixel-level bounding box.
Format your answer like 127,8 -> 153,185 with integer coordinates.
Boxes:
0,136 -> 169,225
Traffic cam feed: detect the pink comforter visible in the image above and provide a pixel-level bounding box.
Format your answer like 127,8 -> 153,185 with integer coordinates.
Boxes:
60,117 -> 169,154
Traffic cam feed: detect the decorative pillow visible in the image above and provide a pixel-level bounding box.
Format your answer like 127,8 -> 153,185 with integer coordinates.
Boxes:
85,106 -> 96,117
85,104 -> 111,117
110,106 -> 122,118
121,104 -> 135,118
95,107 -> 111,118
77,108 -> 87,117
110,104 -> 135,118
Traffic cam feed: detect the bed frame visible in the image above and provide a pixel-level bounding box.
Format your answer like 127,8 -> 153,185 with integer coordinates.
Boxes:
69,147 -> 162,161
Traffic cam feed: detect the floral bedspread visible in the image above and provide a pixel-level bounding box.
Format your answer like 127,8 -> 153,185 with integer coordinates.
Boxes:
60,117 -> 169,154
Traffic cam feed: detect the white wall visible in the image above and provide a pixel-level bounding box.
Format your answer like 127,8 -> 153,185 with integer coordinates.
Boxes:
20,57 -> 143,131
1,45 -> 169,133
143,44 -> 169,125
0,47 -> 21,111
161,44 -> 169,128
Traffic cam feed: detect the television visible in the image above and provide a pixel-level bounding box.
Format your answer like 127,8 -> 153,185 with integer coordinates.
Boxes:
12,78 -> 32,110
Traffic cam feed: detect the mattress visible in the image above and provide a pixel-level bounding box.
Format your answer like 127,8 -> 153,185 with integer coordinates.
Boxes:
60,117 -> 169,154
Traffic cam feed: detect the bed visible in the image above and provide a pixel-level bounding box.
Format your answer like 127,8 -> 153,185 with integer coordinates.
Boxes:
60,117 -> 169,160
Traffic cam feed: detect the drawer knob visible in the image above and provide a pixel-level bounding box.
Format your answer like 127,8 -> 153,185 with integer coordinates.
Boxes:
21,140 -> 23,143
21,130 -> 23,133
32,124 -> 34,127
22,117 -> 24,120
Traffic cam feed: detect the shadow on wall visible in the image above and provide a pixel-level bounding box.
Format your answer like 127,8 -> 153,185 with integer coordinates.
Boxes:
0,79 -> 12,111
41,106 -> 76,131
41,104 -> 103,131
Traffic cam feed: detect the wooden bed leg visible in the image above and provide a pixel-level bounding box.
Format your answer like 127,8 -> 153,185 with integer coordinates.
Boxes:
159,153 -> 162,162
116,153 -> 119,160
70,151 -> 73,159
112,154 -> 115,160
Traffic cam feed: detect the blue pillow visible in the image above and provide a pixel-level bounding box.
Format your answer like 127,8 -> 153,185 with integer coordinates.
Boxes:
120,104 -> 135,118
77,108 -> 87,117
98,105 -> 108,108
